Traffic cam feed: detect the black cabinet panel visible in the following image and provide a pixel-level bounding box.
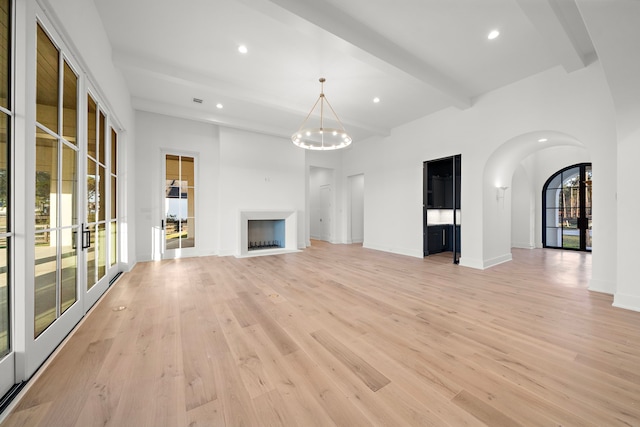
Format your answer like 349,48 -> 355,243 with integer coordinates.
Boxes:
426,224 -> 461,255
427,225 -> 445,255
426,158 -> 454,209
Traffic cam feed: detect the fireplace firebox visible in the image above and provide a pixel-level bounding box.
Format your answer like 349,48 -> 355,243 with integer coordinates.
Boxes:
238,210 -> 299,257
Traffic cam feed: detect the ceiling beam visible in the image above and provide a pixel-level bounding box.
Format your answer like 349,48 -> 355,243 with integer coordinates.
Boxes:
239,0 -> 472,110
516,0 -> 593,73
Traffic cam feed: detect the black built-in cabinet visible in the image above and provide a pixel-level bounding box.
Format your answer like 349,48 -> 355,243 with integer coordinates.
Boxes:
423,155 -> 461,264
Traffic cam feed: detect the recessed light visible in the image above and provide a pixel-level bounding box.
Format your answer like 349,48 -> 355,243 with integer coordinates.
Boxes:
216,103 -> 223,109
238,45 -> 248,54
488,30 -> 500,40
373,97 -> 380,103
538,138 -> 548,142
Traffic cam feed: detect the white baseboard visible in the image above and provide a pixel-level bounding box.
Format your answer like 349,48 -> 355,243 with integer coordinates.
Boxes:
483,253 -> 513,269
588,278 -> 615,295
459,257 -> 484,269
363,243 -> 423,258
613,292 -> 640,313
511,242 -> 535,249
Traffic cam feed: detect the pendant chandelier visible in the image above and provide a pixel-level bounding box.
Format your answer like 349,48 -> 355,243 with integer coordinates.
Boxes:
291,78 -> 352,150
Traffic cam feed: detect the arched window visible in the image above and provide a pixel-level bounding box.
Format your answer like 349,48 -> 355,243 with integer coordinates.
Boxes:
542,163 -> 592,251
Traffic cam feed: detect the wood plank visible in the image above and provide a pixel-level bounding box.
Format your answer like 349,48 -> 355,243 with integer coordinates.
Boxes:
215,301 -> 275,399
0,402 -> 52,427
286,350 -> 373,427
452,390 -> 521,427
237,291 -> 299,356
227,297 -> 257,328
310,329 -> 390,392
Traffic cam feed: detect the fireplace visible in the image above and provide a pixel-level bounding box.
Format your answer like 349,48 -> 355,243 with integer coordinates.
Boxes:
248,220 -> 285,250
239,210 -> 298,257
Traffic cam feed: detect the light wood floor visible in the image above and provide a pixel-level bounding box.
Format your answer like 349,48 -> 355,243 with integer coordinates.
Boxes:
2,242 -> 640,426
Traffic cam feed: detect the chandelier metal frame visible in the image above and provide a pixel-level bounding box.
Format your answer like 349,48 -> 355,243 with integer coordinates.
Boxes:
291,78 -> 352,151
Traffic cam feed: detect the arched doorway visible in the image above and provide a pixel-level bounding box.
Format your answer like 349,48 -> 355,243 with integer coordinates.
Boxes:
542,163 -> 592,251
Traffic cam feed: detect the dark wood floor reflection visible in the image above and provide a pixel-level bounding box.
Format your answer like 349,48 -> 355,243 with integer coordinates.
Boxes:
3,242 -> 640,426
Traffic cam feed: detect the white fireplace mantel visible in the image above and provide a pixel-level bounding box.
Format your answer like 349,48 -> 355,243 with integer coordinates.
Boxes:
238,210 -> 299,257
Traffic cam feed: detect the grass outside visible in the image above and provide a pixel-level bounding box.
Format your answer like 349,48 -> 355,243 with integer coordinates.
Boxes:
563,234 -> 580,249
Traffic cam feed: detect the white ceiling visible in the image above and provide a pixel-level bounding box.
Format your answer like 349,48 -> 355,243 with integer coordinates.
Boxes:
93,0 -> 596,143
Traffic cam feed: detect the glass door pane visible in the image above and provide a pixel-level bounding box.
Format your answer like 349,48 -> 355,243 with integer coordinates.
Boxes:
585,166 -> 592,250
181,156 -> 195,249
86,224 -> 96,290
60,228 -> 77,314
165,154 -> 180,250
561,167 -> 580,250
97,223 -> 106,278
34,230 -> 57,337
36,25 -> 58,132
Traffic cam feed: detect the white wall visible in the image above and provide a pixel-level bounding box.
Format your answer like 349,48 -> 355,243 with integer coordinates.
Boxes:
343,62 -> 616,285
578,0 -> 640,310
218,128 -> 305,255
348,174 -> 365,243
134,112 -> 220,261
510,165 -> 534,249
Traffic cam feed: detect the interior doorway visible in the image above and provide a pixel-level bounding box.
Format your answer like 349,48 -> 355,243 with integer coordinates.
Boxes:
319,185 -> 332,241
309,166 -> 334,243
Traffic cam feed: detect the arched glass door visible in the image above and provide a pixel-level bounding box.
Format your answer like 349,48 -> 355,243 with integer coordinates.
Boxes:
543,163 -> 592,251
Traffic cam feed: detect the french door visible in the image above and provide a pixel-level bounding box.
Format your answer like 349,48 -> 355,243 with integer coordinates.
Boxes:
84,93 -> 112,309
28,19 -> 85,376
23,18 -> 119,379
543,163 -> 592,251
162,153 -> 196,258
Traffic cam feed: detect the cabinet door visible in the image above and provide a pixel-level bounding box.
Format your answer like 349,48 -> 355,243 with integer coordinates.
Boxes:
427,226 -> 444,254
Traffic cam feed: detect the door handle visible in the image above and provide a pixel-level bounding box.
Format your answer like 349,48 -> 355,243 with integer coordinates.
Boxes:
82,224 -> 91,250
161,219 -> 165,230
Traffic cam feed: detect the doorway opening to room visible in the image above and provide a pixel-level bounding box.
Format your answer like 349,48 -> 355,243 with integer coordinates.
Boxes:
423,155 -> 461,264
309,166 -> 335,244
543,163 -> 592,251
